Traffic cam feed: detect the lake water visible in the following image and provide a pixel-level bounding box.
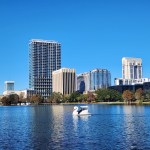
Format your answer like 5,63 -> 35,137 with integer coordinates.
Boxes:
0,104 -> 150,150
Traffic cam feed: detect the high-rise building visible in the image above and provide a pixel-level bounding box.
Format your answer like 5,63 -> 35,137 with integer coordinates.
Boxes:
77,69 -> 111,92
5,81 -> 14,91
3,81 -> 15,95
52,68 -> 76,95
90,69 -> 111,90
29,39 -> 61,99
77,72 -> 90,93
114,57 -> 148,86
77,74 -> 85,93
122,57 -> 142,80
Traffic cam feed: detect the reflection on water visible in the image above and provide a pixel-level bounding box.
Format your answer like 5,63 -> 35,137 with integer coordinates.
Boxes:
123,105 -> 144,115
0,105 -> 150,149
73,115 -> 90,121
122,105 -> 149,149
73,115 -> 90,132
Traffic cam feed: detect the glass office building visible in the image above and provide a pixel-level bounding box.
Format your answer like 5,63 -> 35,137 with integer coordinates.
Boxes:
29,39 -> 61,99
90,69 -> 111,90
77,72 -> 90,93
77,69 -> 111,92
77,74 -> 85,93
5,81 -> 14,91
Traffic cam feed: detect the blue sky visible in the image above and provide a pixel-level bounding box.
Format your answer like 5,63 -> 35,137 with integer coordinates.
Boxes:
0,0 -> 150,94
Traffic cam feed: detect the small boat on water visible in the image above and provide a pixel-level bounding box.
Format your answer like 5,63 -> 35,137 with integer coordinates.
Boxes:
73,106 -> 91,115
17,102 -> 31,106
26,102 -> 31,105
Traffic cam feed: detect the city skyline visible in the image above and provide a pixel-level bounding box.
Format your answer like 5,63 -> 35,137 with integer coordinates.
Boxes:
0,0 -> 150,94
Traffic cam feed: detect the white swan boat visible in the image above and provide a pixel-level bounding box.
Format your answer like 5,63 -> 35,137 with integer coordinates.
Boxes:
73,106 -> 91,115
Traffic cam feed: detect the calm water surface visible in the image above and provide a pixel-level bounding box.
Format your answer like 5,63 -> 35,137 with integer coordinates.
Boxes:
0,104 -> 150,150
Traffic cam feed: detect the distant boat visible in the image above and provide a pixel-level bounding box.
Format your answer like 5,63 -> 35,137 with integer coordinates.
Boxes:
21,103 -> 25,106
26,102 -> 31,105
17,102 -> 31,106
73,106 -> 91,115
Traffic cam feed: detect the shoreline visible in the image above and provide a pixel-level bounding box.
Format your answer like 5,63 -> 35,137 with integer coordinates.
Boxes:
60,101 -> 150,105
1,101 -> 150,106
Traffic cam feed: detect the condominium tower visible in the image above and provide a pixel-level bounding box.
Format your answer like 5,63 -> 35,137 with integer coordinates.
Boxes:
122,57 -> 142,79
115,57 -> 143,85
29,39 -> 61,99
90,69 -> 111,90
77,69 -> 111,92
52,68 -> 76,95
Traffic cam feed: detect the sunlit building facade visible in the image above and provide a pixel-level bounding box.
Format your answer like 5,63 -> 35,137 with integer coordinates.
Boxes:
52,68 -> 76,95
122,57 -> 142,80
29,39 -> 61,99
115,57 -> 145,85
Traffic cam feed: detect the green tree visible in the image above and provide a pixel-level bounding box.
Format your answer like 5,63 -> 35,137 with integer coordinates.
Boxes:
47,92 -> 63,103
62,94 -> 70,103
95,89 -> 108,102
95,89 -> 122,102
143,90 -> 150,102
109,89 -> 122,102
75,94 -> 88,103
83,94 -> 88,102
69,91 -> 80,102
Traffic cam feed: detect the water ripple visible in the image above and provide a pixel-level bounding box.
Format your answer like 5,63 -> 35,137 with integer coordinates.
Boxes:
0,105 -> 150,149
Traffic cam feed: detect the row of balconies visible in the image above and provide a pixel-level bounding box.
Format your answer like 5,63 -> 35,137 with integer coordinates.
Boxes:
31,50 -> 61,53
35,87 -> 52,89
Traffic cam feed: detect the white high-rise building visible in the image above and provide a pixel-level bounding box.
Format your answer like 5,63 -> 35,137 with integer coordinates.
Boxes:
122,57 -> 142,80
52,68 -> 76,95
114,57 -> 149,86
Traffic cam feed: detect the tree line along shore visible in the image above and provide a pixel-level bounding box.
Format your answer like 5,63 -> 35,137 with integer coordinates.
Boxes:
1,88 -> 150,106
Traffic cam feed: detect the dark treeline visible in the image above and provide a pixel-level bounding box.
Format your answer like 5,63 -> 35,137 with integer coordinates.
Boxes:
47,88 -> 150,104
46,89 -> 123,103
1,88 -> 150,105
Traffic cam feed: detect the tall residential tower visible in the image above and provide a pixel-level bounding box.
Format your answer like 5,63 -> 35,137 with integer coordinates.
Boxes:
115,57 -> 146,85
29,39 -> 61,99
122,57 -> 142,79
90,69 -> 111,90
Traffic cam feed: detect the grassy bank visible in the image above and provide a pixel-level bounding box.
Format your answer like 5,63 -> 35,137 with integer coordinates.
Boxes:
61,101 -> 150,105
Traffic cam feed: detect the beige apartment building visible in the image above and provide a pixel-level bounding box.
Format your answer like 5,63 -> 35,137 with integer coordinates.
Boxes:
122,57 -> 142,80
115,57 -> 145,85
52,68 -> 76,95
